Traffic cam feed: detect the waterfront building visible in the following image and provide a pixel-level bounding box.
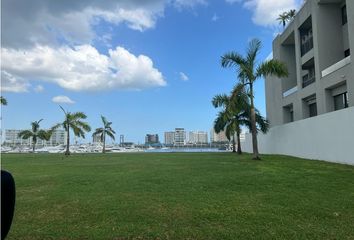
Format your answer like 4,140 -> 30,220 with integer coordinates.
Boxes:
145,134 -> 159,144
93,134 -> 102,143
266,0 -> 353,126
174,128 -> 186,146
188,131 -> 208,144
164,131 -> 175,145
210,129 -> 229,143
4,129 -> 66,146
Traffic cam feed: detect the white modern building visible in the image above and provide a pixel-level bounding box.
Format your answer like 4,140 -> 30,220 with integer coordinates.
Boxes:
266,0 -> 353,126
188,131 -> 208,144
164,131 -> 175,145
174,128 -> 186,146
243,0 -> 354,165
4,129 -> 66,146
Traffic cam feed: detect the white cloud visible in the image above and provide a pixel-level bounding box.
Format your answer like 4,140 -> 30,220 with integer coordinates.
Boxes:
211,13 -> 219,22
52,95 -> 75,104
2,0 -> 207,49
179,72 -> 189,81
2,45 -> 166,91
172,0 -> 207,10
225,0 -> 302,27
1,71 -> 30,93
34,85 -> 44,93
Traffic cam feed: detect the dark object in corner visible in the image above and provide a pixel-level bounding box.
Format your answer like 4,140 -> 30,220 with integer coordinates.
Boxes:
1,170 -> 16,240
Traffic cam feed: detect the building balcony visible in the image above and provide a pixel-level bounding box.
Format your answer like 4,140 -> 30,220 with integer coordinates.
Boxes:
283,86 -> 298,98
321,56 -> 351,78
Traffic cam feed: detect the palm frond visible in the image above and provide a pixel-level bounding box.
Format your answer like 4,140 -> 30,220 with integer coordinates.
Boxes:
221,52 -> 246,69
256,59 -> 288,79
18,130 -> 34,139
70,112 -> 87,121
71,125 -> 86,138
74,121 -> 91,132
106,130 -> 115,141
93,128 -> 104,136
1,96 -> 8,105
246,38 -> 262,69
212,94 -> 229,108
37,130 -> 51,141
101,115 -> 108,126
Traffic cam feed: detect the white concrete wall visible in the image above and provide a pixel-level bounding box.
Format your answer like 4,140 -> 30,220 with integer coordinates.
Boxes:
242,107 -> 354,165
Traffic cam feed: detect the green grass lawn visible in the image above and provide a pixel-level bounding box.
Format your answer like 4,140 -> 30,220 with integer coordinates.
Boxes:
2,153 -> 354,240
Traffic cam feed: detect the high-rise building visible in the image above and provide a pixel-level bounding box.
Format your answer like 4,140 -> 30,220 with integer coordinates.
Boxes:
188,131 -> 208,144
164,131 -> 175,145
266,0 -> 353,127
145,134 -> 159,144
174,128 -> 186,146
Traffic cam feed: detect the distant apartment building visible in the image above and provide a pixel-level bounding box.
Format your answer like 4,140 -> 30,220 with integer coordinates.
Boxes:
188,131 -> 208,144
93,134 -> 102,143
266,0 -> 353,126
4,129 -> 66,146
164,131 -> 175,145
145,134 -> 159,144
210,129 -> 229,143
174,128 -> 186,146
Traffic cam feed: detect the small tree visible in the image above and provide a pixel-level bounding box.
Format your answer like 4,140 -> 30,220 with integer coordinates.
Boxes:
277,9 -> 296,28
18,119 -> 51,152
92,115 -> 116,153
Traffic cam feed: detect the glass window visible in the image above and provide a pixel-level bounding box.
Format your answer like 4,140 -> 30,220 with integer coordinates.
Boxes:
309,102 -> 317,117
344,49 -> 350,58
334,92 -> 348,110
342,5 -> 347,25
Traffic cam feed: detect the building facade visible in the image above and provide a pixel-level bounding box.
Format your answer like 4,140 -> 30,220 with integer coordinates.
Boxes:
4,129 -> 66,146
210,129 -> 229,143
174,128 -> 186,146
164,131 -> 175,145
93,134 -> 102,143
266,0 -> 353,127
188,131 -> 208,144
145,134 -> 159,144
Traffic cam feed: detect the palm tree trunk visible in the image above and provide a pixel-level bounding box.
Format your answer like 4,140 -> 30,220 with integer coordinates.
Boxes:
65,125 -> 70,156
250,83 -> 260,160
32,141 -> 36,153
236,131 -> 242,155
102,132 -> 106,153
232,137 -> 236,153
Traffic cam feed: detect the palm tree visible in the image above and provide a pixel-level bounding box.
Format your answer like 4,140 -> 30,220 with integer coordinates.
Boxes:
277,12 -> 288,28
277,9 -> 296,28
92,115 -> 116,153
53,106 -> 91,155
213,84 -> 269,154
18,119 -> 51,152
287,9 -> 296,19
221,39 -> 288,159
1,96 -> 8,105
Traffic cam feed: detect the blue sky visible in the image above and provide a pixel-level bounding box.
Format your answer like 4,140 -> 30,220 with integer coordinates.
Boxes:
1,0 -> 302,143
